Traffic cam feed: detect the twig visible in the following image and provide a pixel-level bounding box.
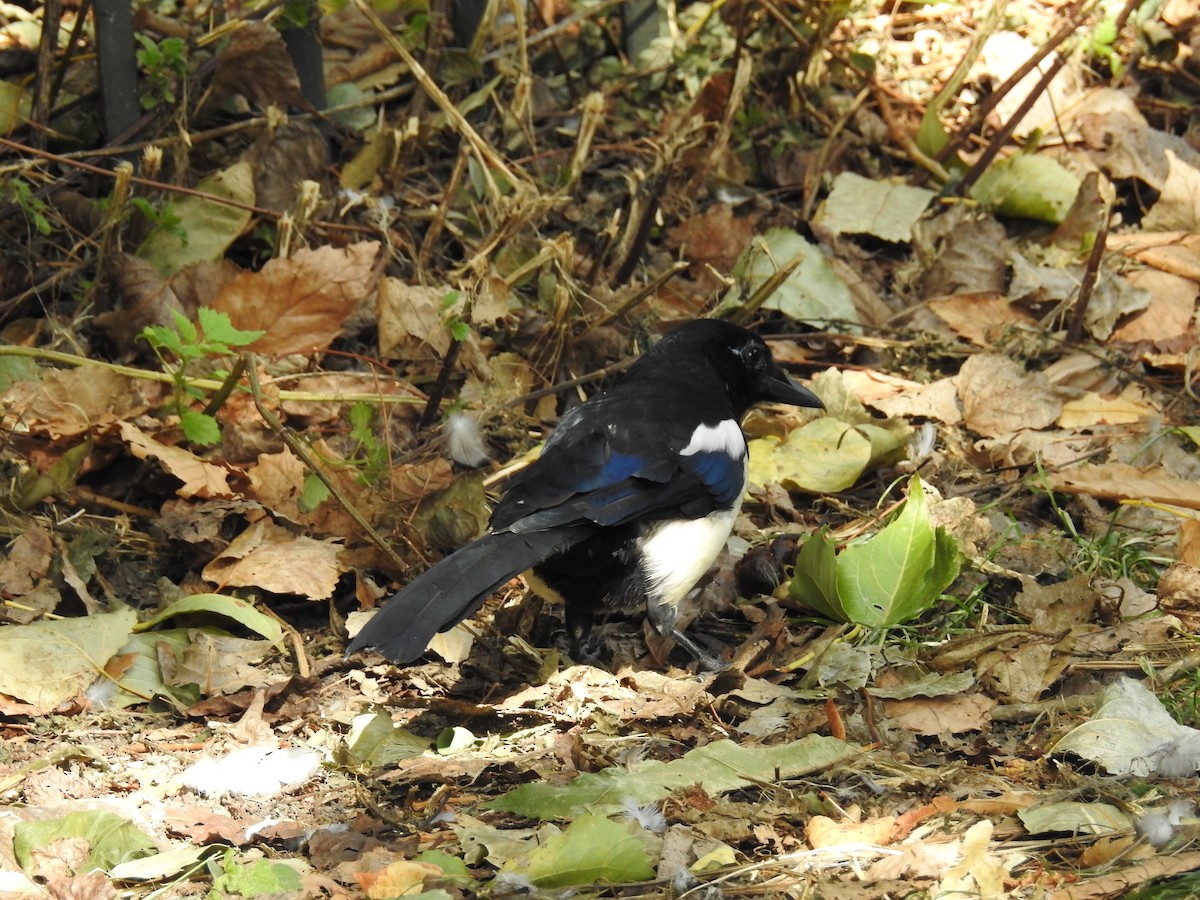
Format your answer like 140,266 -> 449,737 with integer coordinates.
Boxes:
952,55 -> 1066,198
934,4 -> 1087,167
729,247 -> 805,327
351,0 -> 522,199
1066,203 -> 1112,344
243,354 -> 417,577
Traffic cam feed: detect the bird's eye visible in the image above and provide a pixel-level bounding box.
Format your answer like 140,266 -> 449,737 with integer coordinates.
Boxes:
742,343 -> 765,364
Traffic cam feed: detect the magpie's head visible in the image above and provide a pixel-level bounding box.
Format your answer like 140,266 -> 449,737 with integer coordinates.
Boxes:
643,320 -> 824,415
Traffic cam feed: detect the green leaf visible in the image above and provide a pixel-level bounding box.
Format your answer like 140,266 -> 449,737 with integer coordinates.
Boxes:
1177,425 -> 1200,448
788,529 -> 847,622
834,478 -> 961,627
98,628 -> 193,710
212,857 -> 302,896
196,306 -> 265,349
336,711 -> 432,769
0,608 -> 138,712
970,154 -> 1081,224
916,104 -> 950,158
500,813 -> 655,888
437,726 -> 477,755
138,161 -> 255,278
180,409 -> 221,446
748,420 -> 872,493
141,323 -> 184,356
788,476 -> 962,627
725,228 -> 860,332
487,735 -> 854,820
415,849 -> 473,883
136,594 -> 283,642
14,811 -> 156,873
817,172 -> 936,243
299,473 -> 331,512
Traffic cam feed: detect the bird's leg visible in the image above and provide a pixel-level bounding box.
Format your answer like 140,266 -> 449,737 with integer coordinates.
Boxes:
647,598 -> 729,672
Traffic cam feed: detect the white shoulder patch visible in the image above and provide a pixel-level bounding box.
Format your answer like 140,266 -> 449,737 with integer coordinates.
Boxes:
680,419 -> 744,458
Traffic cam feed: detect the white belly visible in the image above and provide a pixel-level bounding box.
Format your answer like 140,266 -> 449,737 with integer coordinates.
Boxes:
639,503 -> 740,611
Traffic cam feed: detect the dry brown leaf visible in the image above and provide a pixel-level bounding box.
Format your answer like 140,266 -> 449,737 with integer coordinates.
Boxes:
972,429 -> 1102,469
927,293 -> 1036,347
883,694 -> 996,736
169,259 -> 243,317
956,354 -> 1063,438
1110,268 -> 1198,345
211,19 -> 306,110
0,523 -> 51,595
202,518 -> 345,598
4,369 -> 166,440
976,638 -> 1067,703
1048,462 -> 1200,510
119,422 -> 236,499
377,278 -> 457,358
211,242 -> 381,356
865,376 -> 962,425
1015,575 -> 1096,633
667,203 -> 757,290
1107,231 -> 1200,283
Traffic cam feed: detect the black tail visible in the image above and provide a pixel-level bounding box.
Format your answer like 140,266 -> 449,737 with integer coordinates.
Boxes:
345,526 -> 594,663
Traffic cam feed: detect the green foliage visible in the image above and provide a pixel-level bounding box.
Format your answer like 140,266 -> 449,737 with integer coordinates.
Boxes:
14,811 -> 156,874
130,196 -> 186,242
207,848 -> 302,898
3,177 -> 52,236
135,34 -> 188,109
789,475 -> 962,628
140,308 -> 265,446
1039,485 -> 1171,590
1088,16 -> 1123,76
346,401 -> 389,483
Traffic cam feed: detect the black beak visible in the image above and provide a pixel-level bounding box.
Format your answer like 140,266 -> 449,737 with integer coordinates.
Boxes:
760,366 -> 823,409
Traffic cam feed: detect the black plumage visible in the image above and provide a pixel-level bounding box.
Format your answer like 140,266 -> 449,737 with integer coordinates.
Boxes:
346,319 -> 823,669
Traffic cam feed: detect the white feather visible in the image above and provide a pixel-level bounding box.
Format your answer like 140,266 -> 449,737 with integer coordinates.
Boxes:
446,412 -> 491,467
680,419 -> 744,458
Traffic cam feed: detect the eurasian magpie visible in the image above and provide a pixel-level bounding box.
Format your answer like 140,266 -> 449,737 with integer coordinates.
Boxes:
346,319 -> 823,669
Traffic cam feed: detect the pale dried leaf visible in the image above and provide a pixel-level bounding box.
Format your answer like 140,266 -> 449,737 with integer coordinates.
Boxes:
927,293 -> 1036,347
119,421 -> 236,499
377,278 -> 458,358
1111,268 -> 1198,345
883,694 -> 996,736
806,813 -> 897,849
1144,150 -> 1200,232
5,369 -> 166,439
1056,389 -> 1157,428
1048,462 -> 1200,510
202,518 -> 345,598
1107,231 -> 1200,283
956,354 -> 1063,438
